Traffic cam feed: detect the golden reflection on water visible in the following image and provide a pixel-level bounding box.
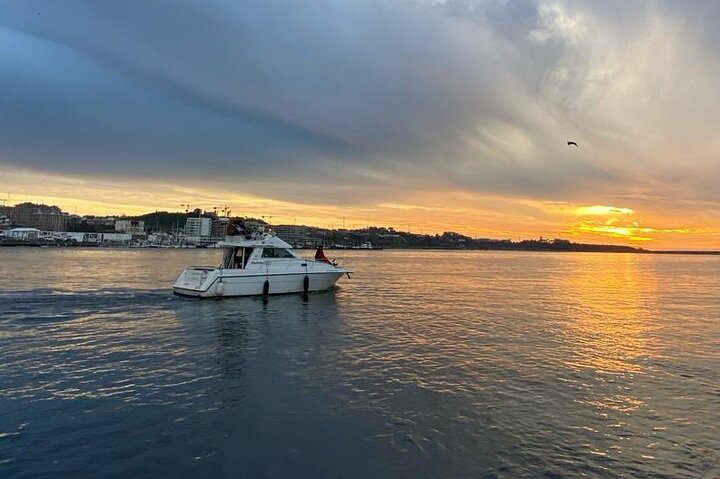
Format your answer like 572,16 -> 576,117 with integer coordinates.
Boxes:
556,254 -> 664,423
560,254 -> 657,376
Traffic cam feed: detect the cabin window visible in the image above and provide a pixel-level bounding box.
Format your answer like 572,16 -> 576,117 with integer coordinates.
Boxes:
261,248 -> 294,258
222,248 -> 235,269
242,247 -> 254,267
228,247 -> 254,268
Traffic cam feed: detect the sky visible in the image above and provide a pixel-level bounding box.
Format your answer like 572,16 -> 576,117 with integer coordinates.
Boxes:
1,0 -> 720,249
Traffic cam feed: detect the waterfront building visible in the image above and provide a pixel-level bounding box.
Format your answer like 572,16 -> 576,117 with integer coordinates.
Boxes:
114,219 -> 145,234
273,224 -> 324,247
7,202 -> 68,231
184,217 -> 213,244
71,215 -> 116,232
211,217 -> 230,241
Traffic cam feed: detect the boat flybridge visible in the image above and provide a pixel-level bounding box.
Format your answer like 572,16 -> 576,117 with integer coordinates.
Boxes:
173,233 -> 351,298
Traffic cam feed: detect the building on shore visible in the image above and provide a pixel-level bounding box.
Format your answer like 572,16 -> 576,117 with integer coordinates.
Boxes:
72,215 -> 116,232
211,217 -> 230,240
273,224 -> 324,248
115,219 -> 145,234
184,217 -> 212,244
5,202 -> 69,231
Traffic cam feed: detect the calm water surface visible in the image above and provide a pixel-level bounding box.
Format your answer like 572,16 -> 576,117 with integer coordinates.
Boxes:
0,249 -> 718,478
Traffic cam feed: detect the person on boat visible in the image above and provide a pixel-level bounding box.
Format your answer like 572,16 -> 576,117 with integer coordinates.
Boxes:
315,246 -> 332,264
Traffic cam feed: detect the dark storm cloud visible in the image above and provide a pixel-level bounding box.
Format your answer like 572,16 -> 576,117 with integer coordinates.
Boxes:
1,0 -> 719,204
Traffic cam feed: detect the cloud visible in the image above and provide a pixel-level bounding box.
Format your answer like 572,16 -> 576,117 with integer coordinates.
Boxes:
1,0 -> 720,212
575,205 -> 633,216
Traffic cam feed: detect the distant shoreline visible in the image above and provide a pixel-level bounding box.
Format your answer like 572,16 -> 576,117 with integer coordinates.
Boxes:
644,250 -> 720,255
342,247 -> 720,255
2,241 -> 719,256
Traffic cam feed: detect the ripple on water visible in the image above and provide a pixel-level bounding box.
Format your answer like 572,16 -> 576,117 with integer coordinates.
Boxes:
0,249 -> 718,478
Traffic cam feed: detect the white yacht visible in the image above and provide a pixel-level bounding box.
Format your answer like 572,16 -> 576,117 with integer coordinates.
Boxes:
173,233 -> 350,298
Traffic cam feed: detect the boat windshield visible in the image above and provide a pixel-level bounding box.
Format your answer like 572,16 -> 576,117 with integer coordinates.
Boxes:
261,248 -> 295,258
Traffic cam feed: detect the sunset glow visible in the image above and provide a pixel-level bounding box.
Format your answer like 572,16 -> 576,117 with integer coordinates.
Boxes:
575,206 -> 634,217
2,1 -> 720,250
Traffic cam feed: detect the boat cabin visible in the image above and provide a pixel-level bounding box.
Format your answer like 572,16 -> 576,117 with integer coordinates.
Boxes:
217,235 -> 302,270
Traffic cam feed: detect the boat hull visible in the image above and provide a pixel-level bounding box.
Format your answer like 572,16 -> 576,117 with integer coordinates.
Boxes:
173,269 -> 346,298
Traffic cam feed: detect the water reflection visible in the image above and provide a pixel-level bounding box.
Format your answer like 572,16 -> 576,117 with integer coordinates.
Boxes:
0,249 -> 718,478
561,254 -> 658,375
214,314 -> 249,380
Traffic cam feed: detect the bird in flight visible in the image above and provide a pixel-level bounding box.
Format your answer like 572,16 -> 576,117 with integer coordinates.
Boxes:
567,141 -> 578,147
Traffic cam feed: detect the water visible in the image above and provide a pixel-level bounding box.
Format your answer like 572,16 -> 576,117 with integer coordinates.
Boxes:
0,249 -> 718,478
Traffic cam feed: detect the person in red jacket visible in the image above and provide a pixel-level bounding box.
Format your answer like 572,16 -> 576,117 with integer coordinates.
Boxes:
315,246 -> 332,264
